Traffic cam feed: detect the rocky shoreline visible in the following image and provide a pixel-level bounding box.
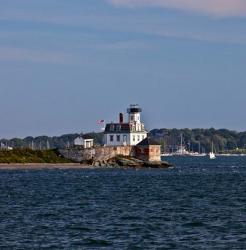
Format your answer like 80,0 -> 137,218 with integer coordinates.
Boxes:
91,156 -> 172,169
0,156 -> 172,170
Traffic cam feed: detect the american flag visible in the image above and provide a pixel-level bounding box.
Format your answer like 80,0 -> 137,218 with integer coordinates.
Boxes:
97,119 -> 105,124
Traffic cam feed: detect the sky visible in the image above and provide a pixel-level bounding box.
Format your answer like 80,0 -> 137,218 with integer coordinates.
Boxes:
1,0 -> 246,138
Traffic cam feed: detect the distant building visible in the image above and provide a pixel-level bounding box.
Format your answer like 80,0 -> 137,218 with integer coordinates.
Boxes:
0,142 -> 13,151
135,137 -> 161,162
104,104 -> 148,146
74,135 -> 94,149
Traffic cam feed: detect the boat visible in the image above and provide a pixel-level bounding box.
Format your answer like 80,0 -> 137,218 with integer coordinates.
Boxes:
161,153 -> 173,157
189,152 -> 207,157
165,135 -> 207,157
209,142 -> 216,159
173,133 -> 189,156
209,152 -> 216,159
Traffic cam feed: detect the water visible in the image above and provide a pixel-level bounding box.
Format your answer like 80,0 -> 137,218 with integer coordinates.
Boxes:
1,157 -> 246,249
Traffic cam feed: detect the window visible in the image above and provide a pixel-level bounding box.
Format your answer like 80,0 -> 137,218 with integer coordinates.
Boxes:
137,135 -> 140,141
117,135 -> 120,142
110,135 -> 114,142
110,124 -> 114,131
131,116 -> 134,121
142,135 -> 145,140
133,135 -> 135,142
123,135 -> 127,142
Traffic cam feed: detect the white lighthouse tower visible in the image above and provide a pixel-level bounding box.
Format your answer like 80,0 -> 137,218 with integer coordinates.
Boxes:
127,104 -> 144,132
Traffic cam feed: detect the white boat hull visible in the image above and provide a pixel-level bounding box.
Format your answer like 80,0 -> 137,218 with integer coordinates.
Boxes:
209,152 -> 216,159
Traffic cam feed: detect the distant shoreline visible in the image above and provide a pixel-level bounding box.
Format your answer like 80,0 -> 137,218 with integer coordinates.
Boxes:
0,163 -> 94,170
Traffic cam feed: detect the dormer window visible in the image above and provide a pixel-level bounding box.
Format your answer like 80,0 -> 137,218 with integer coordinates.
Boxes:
110,124 -> 114,131
116,125 -> 121,131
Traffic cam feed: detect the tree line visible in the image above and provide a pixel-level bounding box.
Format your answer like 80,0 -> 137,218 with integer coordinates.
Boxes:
150,128 -> 246,153
1,128 -> 246,153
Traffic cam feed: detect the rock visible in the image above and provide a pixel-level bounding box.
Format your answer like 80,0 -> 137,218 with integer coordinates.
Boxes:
112,156 -> 172,169
93,161 -> 100,167
115,157 -> 139,167
63,151 -> 172,169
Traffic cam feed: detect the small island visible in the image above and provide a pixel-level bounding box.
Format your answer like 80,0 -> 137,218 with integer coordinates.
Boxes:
0,147 -> 171,169
58,105 -> 172,169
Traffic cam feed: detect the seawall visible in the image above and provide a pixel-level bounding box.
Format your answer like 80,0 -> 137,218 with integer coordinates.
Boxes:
59,146 -> 135,163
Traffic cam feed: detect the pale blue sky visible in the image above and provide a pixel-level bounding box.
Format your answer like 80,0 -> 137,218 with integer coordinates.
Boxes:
1,0 -> 246,138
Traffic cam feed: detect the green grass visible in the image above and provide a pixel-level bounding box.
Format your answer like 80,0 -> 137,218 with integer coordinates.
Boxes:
0,149 -> 74,164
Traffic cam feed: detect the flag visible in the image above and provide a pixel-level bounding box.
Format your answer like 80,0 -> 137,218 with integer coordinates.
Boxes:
97,119 -> 105,124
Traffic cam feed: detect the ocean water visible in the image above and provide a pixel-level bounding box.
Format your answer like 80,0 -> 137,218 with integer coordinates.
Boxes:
1,157 -> 246,249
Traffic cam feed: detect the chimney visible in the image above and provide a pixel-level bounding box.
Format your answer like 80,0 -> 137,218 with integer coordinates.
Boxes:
119,113 -> 124,123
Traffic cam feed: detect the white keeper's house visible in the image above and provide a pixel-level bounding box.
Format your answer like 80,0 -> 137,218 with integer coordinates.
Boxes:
104,104 -> 148,146
74,134 -> 94,149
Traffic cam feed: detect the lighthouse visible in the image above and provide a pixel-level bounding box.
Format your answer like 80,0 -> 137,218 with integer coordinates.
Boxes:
127,104 -> 144,132
104,104 -> 148,146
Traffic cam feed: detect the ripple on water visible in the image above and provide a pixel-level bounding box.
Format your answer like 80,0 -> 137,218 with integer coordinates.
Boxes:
1,157 -> 246,249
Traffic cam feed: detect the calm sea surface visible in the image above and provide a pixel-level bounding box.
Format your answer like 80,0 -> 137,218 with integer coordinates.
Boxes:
1,157 -> 246,249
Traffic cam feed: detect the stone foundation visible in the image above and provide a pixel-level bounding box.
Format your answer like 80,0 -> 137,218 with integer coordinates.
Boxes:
59,145 -> 160,164
59,146 -> 135,163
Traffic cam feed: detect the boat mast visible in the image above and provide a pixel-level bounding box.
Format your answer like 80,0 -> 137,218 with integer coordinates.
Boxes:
180,133 -> 183,155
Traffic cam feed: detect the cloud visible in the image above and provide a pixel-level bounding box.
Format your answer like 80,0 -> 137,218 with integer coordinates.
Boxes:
108,0 -> 246,17
0,47 -> 70,64
77,40 -> 151,50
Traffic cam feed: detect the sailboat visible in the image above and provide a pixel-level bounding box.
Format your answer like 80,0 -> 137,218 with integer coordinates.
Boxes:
173,133 -> 189,156
209,141 -> 216,159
